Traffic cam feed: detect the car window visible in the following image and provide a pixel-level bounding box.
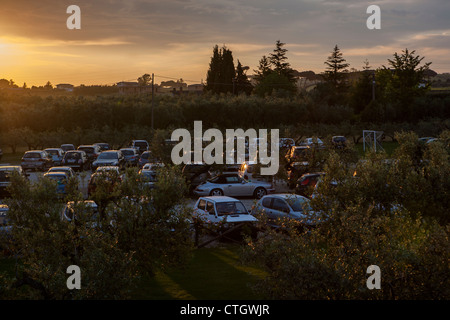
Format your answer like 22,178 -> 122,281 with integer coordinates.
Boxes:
225,176 -> 239,183
216,201 -> 247,216
197,199 -> 206,210
272,199 -> 290,213
23,152 -> 41,159
262,197 -> 272,209
206,201 -> 215,215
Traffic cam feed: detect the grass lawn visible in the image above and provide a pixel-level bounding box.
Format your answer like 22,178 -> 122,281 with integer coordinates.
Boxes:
0,244 -> 267,300
131,245 -> 266,300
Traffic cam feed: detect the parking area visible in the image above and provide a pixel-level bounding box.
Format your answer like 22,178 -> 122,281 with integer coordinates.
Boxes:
13,170 -> 290,211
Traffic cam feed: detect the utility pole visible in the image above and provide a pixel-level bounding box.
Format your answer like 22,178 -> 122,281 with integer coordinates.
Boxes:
151,73 -> 154,130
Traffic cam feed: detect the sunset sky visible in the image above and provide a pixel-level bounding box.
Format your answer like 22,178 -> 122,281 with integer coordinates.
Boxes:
0,0 -> 449,87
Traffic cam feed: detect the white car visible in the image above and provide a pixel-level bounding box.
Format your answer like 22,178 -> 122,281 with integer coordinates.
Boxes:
252,193 -> 323,227
299,137 -> 324,148
193,196 -> 257,225
193,173 -> 274,199
46,166 -> 76,179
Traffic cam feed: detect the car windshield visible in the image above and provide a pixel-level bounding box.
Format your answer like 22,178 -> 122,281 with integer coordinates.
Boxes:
216,201 -> 248,216
46,150 -> 59,156
134,142 -> 148,148
0,171 -> 12,182
285,197 -> 312,212
98,153 -> 118,160
23,152 -> 41,159
65,152 -> 81,159
78,147 -> 94,154
47,175 -> 67,182
121,150 -> 134,156
141,171 -> 157,182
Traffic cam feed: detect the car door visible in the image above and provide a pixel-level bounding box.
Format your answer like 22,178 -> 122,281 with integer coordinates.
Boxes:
270,198 -> 291,222
223,175 -> 244,196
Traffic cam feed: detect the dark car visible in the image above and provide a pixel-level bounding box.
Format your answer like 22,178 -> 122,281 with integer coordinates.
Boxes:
120,148 -> 140,166
21,150 -> 53,171
61,144 -> 76,153
77,145 -> 101,164
331,136 -> 347,149
61,150 -> 89,171
295,172 -> 326,197
91,150 -> 126,171
0,166 -> 28,198
88,170 -> 122,197
138,151 -> 157,168
182,163 -> 212,193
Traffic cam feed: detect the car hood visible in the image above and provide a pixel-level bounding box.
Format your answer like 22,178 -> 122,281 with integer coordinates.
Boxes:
222,214 -> 258,223
94,159 -> 118,164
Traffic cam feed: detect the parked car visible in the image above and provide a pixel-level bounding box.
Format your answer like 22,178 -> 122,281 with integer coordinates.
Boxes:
61,200 -> 99,224
21,150 -> 53,171
238,161 -> 274,183
252,193 -> 322,228
44,148 -> 65,165
0,204 -> 12,240
93,143 -> 111,152
131,140 -> 149,154
285,146 -> 310,164
331,136 -> 347,149
92,150 -> 125,170
43,172 -> 69,195
46,166 -> 76,179
60,144 -> 76,153
299,137 -> 324,149
61,150 -> 89,171
0,166 -> 27,198
139,169 -> 158,189
193,196 -> 257,226
88,169 -> 122,197
279,138 -> 295,149
138,151 -> 157,168
295,172 -> 326,197
77,145 -> 101,163
120,148 -> 140,166
193,172 -> 274,199
182,163 -> 212,192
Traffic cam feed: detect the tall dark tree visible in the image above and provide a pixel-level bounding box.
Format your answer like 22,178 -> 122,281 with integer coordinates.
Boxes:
269,40 -> 295,83
234,60 -> 253,95
377,48 -> 431,121
323,44 -> 350,89
205,45 -> 236,94
254,41 -> 297,96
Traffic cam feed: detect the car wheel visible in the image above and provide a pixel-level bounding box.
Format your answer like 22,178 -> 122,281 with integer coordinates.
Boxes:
254,187 -> 267,199
210,189 -> 223,196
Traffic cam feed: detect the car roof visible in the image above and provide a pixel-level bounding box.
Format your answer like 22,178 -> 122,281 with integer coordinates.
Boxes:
262,193 -> 309,200
49,166 -> 72,170
0,165 -> 22,171
199,196 -> 242,203
44,172 -> 67,176
0,204 -> 8,210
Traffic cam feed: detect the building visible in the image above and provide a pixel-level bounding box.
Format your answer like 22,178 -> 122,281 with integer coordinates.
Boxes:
56,84 -> 74,92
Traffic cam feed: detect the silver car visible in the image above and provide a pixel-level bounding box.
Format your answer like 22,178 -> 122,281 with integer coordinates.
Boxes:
252,193 -> 323,227
193,173 -> 274,199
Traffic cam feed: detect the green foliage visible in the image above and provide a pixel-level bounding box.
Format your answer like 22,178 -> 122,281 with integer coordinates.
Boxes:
241,133 -> 450,299
1,165 -> 194,299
